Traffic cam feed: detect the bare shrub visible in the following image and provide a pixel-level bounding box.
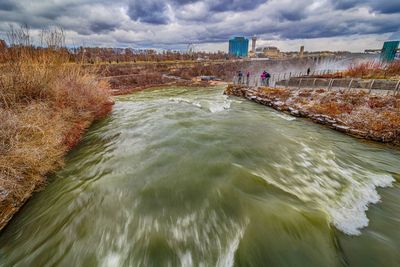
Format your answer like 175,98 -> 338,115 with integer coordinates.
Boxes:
345,61 -> 400,79
0,25 -> 113,229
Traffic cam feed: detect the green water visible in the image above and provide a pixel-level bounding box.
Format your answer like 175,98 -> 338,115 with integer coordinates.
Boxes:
1,86 -> 400,267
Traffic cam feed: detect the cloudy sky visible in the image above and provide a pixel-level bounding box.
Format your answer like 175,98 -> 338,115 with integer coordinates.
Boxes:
0,0 -> 399,52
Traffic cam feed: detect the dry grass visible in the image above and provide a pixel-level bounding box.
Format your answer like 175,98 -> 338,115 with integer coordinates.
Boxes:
0,26 -> 113,228
345,61 -> 400,79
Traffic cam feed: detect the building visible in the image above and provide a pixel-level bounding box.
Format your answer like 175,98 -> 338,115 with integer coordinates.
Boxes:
229,37 -> 249,57
251,36 -> 257,53
381,41 -> 400,62
248,36 -> 257,57
365,49 -> 382,54
256,46 -> 281,59
299,46 -> 304,58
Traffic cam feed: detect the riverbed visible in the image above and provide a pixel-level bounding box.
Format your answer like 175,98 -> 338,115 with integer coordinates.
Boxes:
1,86 -> 400,266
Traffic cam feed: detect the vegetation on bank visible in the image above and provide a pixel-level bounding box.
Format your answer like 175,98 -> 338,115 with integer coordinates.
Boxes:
312,61 -> 400,79
0,26 -> 113,229
345,61 -> 400,79
225,85 -> 400,144
0,37 -> 231,65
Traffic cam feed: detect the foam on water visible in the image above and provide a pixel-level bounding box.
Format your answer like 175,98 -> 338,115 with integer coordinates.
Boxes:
169,95 -> 232,113
233,143 -> 394,236
169,97 -> 202,108
272,111 -> 297,121
98,199 -> 248,266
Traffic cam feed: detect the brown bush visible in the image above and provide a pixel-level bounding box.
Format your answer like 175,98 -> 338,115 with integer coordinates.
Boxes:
386,61 -> 400,77
310,102 -> 353,117
0,26 -> 113,229
345,61 -> 400,79
261,88 -> 291,100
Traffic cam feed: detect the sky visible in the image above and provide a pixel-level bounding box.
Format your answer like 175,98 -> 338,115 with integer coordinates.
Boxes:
0,0 -> 399,52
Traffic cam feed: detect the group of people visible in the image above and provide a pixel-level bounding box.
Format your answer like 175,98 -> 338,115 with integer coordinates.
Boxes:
236,70 -> 250,85
236,70 -> 271,86
260,71 -> 271,86
236,67 -> 312,87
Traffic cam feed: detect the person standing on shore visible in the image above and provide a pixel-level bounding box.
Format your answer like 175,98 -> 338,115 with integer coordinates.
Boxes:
307,67 -> 311,76
261,71 -> 266,85
237,70 -> 243,84
246,71 -> 250,86
265,71 -> 271,86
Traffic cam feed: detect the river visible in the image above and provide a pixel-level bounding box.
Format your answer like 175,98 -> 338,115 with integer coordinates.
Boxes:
1,86 -> 400,266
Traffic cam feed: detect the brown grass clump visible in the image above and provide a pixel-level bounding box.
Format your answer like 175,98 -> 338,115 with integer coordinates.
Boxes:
0,26 -> 113,229
345,61 -> 400,79
261,88 -> 291,100
310,102 -> 353,117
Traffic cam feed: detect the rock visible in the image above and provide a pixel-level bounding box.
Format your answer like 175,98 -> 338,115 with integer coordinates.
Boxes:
288,107 -> 300,116
315,117 -> 327,124
348,129 -> 368,137
333,124 -> 350,133
298,110 -> 309,117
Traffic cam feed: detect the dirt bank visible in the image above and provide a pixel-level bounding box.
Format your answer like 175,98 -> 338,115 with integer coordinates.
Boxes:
0,100 -> 113,231
224,85 -> 400,145
0,46 -> 114,231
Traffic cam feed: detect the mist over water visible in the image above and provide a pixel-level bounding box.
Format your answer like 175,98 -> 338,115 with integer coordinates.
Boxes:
1,86 -> 400,266
243,55 -> 379,83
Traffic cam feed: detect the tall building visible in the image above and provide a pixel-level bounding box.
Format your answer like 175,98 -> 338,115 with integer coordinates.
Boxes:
381,41 -> 399,62
251,36 -> 257,53
229,37 -> 249,57
299,46 -> 304,58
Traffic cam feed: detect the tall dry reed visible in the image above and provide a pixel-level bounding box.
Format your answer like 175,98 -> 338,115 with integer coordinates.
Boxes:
0,25 -> 113,229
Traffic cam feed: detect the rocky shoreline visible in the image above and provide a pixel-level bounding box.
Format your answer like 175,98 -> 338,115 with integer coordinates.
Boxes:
224,85 -> 400,145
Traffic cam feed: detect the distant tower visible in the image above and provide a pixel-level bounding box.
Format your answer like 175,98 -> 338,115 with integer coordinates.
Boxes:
251,35 -> 257,53
299,45 -> 305,58
187,43 -> 195,55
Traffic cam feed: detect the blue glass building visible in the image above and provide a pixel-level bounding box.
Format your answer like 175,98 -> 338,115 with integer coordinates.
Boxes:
229,37 -> 249,57
381,41 -> 399,62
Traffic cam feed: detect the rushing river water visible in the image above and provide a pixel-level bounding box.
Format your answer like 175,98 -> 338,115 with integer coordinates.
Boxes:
1,86 -> 400,267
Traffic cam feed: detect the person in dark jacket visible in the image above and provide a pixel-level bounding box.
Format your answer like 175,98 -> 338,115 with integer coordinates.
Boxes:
237,70 -> 243,84
265,71 -> 271,86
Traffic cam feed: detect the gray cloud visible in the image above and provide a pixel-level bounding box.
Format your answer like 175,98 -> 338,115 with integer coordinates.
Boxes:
89,21 -> 120,34
0,0 -> 399,50
0,0 -> 19,11
334,0 -> 400,14
208,0 -> 266,12
128,0 -> 169,24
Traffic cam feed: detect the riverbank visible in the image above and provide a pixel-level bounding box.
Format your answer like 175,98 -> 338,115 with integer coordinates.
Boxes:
0,48 -> 114,231
224,85 -> 400,145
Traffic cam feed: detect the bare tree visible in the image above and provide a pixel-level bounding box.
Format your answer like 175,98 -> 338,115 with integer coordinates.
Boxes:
7,24 -> 30,47
40,26 -> 65,49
